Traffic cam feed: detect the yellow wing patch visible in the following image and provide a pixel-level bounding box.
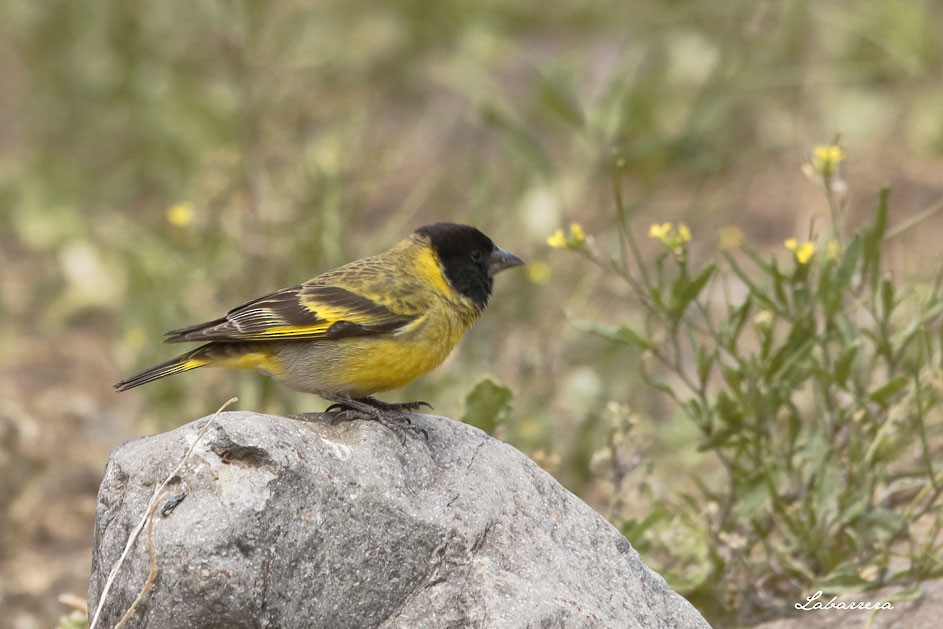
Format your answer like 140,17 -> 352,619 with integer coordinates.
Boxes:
164,284 -> 417,343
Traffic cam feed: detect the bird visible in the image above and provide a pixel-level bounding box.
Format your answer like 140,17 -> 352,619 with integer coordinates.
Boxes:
115,222 -> 524,439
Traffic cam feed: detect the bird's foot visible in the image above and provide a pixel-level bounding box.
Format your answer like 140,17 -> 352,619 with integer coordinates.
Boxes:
360,397 -> 433,413
323,396 -> 429,443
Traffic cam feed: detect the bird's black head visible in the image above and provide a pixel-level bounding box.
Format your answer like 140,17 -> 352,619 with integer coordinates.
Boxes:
417,223 -> 524,310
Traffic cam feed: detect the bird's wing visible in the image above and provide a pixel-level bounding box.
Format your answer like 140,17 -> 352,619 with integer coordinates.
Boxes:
164,283 -> 420,343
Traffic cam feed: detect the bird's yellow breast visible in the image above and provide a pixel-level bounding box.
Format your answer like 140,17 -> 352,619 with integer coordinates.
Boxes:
330,340 -> 448,395
270,301 -> 476,398
330,307 -> 470,394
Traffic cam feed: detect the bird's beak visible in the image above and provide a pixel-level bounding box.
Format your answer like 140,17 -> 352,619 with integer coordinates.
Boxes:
488,246 -> 525,276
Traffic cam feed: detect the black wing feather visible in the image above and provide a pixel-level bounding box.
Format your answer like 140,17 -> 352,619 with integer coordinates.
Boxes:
164,284 -> 417,343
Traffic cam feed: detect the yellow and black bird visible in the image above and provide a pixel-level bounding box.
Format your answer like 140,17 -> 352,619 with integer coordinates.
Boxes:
115,223 -> 524,438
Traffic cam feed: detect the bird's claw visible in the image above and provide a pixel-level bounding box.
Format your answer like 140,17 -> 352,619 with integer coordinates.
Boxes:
361,398 -> 433,413
317,397 -> 430,443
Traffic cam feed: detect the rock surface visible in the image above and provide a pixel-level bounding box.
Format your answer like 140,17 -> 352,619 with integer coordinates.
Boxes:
88,411 -> 709,628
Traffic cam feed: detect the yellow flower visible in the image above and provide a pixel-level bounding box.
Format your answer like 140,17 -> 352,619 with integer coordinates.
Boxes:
547,223 -> 587,250
649,221 -> 691,259
546,229 -> 567,249
526,260 -> 552,285
811,144 -> 845,176
167,201 -> 196,228
718,225 -> 743,250
569,222 -> 585,244
753,310 -> 773,330
796,242 -> 815,264
785,238 -> 815,264
649,222 -> 672,243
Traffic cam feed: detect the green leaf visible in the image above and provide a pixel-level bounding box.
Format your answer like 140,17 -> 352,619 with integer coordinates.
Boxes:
868,375 -> 909,405
572,319 -> 653,350
833,343 -> 859,388
862,187 -> 890,289
732,474 -> 771,521
822,235 -> 862,317
462,378 -> 513,434
835,235 -> 862,292
812,463 -> 842,523
771,259 -> 788,308
860,506 -> 905,533
814,572 -> 873,591
890,319 -> 921,360
767,325 -> 814,382
671,263 -> 716,317
724,251 -> 776,310
56,614 -> 89,629
713,391 -> 742,428
695,343 -> 714,387
872,186 -> 890,242
697,428 -> 739,451
681,398 -> 712,433
880,276 -> 895,319
720,297 -> 751,353
621,507 -> 671,541
720,360 -> 743,391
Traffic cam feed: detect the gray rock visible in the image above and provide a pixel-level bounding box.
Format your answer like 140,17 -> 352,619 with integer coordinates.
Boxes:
88,411 -> 709,628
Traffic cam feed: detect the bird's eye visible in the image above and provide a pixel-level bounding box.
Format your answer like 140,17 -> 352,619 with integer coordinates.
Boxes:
471,250 -> 484,262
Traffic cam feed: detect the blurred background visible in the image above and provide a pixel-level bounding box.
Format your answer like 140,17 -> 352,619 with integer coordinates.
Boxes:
2,0 -> 942,626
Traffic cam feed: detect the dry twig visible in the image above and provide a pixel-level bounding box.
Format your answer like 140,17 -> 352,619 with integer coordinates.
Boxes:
89,397 -> 238,629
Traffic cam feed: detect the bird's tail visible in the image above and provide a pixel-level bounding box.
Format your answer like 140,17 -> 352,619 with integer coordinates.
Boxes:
114,344 -> 217,391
